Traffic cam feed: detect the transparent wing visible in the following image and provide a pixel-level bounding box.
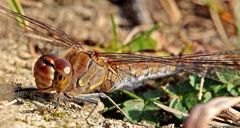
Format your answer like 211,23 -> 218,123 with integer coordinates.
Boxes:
164,50 -> 240,84
0,5 -> 82,49
97,51 -> 240,85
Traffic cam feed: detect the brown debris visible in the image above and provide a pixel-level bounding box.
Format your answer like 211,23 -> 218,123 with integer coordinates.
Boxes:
184,97 -> 240,128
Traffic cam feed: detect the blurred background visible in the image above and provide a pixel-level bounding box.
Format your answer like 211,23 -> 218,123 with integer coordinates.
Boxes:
0,0 -> 240,127
1,0 -> 239,54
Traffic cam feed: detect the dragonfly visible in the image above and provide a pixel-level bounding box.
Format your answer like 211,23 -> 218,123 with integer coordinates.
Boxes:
1,5 -> 240,119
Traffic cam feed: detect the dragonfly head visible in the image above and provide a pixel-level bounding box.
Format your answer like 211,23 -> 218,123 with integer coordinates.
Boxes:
34,54 -> 72,93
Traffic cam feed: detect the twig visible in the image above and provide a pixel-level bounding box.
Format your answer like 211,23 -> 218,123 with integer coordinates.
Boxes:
210,121 -> 239,128
219,108 -> 240,125
185,96 -> 240,128
198,75 -> 205,100
0,99 -> 17,108
153,101 -> 188,117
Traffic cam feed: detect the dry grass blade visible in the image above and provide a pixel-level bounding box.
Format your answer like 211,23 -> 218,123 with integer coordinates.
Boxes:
184,96 -> 240,128
233,0 -> 240,47
209,5 -> 229,44
153,101 -> 189,117
158,0 -> 182,24
219,107 -> 240,125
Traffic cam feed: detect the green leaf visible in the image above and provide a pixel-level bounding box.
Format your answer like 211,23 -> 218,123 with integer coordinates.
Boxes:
169,98 -> 188,120
189,75 -> 199,90
182,93 -> 198,110
238,87 -> 240,93
209,84 -> 225,94
122,99 -> 145,122
123,25 -> 159,52
230,89 -> 238,96
226,83 -> 238,96
215,70 -> 240,96
142,89 -> 165,100
202,91 -> 212,103
227,83 -> 236,92
165,80 -> 196,96
141,101 -> 159,124
216,70 -> 240,85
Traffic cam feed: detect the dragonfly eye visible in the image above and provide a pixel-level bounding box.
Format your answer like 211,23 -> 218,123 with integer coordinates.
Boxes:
52,58 -> 72,93
43,58 -> 55,68
34,54 -> 58,91
58,75 -> 62,81
34,54 -> 72,93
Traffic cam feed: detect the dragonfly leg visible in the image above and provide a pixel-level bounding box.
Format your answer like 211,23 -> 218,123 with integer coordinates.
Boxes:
15,87 -> 72,109
53,92 -> 67,109
15,87 -> 62,113
98,93 -> 131,121
64,93 -> 98,120
72,93 -> 131,121
15,87 -> 58,102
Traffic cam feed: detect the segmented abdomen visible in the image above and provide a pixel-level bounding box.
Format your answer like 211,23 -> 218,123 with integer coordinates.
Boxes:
101,62 -> 179,91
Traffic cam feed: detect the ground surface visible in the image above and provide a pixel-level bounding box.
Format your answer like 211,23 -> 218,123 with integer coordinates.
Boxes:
0,1 -> 153,127
0,0 -> 238,128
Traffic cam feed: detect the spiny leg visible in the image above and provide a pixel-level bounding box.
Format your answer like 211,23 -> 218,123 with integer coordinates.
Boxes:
15,87 -> 65,111
64,93 -> 98,120
71,92 -> 131,121
15,87 -> 95,115
16,88 -> 130,120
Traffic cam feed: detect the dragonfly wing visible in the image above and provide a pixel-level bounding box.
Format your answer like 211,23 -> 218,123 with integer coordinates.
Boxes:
98,51 -> 240,85
0,5 -> 82,49
165,51 -> 240,85
96,53 -> 180,91
177,63 -> 240,85
167,50 -> 240,64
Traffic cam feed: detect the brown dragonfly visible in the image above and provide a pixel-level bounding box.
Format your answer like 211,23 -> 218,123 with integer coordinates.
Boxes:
1,5 -> 240,119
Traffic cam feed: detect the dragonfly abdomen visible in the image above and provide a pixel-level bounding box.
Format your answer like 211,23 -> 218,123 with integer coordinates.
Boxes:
107,62 -> 180,91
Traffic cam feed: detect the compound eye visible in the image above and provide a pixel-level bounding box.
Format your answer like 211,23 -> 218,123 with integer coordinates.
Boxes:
42,54 -> 58,67
54,58 -> 72,75
34,54 -> 58,90
58,74 -> 62,81
53,58 -> 72,92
